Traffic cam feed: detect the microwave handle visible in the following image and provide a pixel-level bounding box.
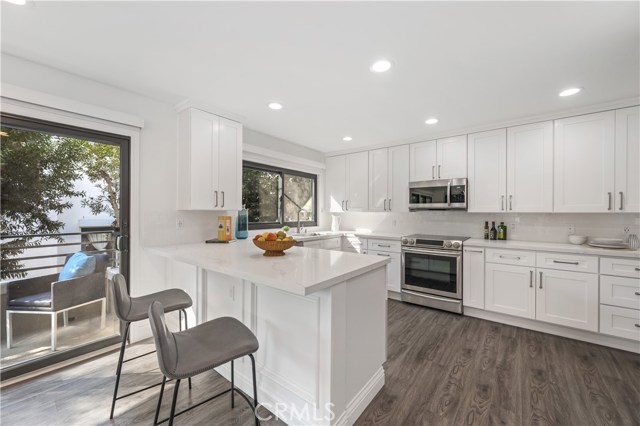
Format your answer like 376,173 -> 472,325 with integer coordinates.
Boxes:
447,180 -> 451,207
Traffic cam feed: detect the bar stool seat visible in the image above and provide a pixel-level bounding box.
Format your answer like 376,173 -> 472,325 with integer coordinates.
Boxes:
109,274 -> 193,420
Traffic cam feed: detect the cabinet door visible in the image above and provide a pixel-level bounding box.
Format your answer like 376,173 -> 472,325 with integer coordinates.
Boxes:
554,111 -> 615,212
437,135 -> 467,179
615,106 -> 640,213
467,129 -> 507,212
536,268 -> 598,332
188,109 -> 218,210
507,121 -> 553,212
409,140 -> 437,182
388,145 -> 409,212
369,148 -> 388,211
369,250 -> 401,293
463,247 -> 485,309
325,156 -> 346,212
217,117 -> 242,210
346,152 -> 369,211
485,263 -> 535,319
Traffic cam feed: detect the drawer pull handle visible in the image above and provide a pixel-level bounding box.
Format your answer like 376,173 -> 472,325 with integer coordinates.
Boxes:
499,255 -> 521,260
635,324 -> 640,328
608,192 -> 612,211
377,253 -> 390,257
635,268 -> 640,272
553,260 -> 580,265
214,190 -> 218,207
377,244 -> 391,248
539,271 -> 543,289
635,292 -> 640,296
465,249 -> 483,253
529,270 -> 533,288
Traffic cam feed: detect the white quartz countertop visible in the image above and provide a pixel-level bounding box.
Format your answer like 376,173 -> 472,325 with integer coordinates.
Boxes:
465,238 -> 640,259
148,241 -> 390,296
291,231 -> 401,242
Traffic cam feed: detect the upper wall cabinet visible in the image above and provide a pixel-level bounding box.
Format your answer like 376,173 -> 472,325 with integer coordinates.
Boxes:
177,108 -> 243,210
468,129 -> 507,212
369,145 -> 410,212
554,111 -> 615,212
326,152 -> 369,212
409,135 -> 467,182
615,106 -> 640,213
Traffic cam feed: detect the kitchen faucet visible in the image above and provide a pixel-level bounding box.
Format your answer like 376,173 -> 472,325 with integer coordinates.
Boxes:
297,209 -> 306,234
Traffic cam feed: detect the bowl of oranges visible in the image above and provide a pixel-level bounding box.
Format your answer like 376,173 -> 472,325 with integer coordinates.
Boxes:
253,230 -> 297,256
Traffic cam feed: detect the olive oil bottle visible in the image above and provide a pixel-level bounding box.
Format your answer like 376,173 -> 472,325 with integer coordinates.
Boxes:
484,221 -> 489,240
498,222 -> 507,240
490,221 -> 497,240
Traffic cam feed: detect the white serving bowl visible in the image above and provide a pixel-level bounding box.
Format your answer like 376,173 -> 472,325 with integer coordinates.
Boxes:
568,235 -> 588,245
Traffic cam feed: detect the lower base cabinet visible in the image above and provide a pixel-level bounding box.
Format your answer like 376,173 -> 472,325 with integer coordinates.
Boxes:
368,250 -> 401,292
485,263 -> 535,319
600,304 -> 640,341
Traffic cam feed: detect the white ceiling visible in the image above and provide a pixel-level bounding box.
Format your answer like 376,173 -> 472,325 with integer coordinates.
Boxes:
2,1 -> 639,153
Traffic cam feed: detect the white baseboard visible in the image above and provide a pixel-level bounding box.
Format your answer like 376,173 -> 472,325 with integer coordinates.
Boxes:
387,291 -> 401,301
340,366 -> 385,426
465,307 -> 640,353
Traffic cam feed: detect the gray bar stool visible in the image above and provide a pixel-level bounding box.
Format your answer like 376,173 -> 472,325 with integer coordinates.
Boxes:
110,274 -> 193,419
148,300 -> 260,426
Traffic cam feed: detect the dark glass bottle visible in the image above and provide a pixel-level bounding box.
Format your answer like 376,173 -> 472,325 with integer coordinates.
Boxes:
498,222 -> 507,240
484,221 -> 489,240
490,221 -> 497,240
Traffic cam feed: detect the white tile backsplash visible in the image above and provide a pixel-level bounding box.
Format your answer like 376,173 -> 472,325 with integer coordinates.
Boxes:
329,211 -> 640,243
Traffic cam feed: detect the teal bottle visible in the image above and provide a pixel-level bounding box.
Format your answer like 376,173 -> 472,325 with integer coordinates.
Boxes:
236,205 -> 249,239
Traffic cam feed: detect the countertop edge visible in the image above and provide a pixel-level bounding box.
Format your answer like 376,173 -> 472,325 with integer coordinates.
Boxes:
464,238 -> 640,259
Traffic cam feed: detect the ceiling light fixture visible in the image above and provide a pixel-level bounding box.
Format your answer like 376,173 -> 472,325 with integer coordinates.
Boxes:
425,118 -> 439,125
4,0 -> 27,5
268,102 -> 283,110
342,136 -> 353,142
369,60 -> 392,73
559,87 -> 582,97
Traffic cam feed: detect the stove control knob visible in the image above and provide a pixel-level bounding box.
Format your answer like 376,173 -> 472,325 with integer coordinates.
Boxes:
452,242 -> 461,249
444,241 -> 453,248
409,238 -> 415,245
401,238 -> 409,245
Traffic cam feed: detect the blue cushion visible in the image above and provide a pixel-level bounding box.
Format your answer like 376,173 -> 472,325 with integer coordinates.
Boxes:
59,252 -> 96,281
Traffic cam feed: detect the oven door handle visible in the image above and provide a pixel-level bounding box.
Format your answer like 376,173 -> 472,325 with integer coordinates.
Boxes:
447,180 -> 451,207
402,248 -> 461,258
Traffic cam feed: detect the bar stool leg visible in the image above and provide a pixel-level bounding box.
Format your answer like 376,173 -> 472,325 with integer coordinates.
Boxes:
249,354 -> 259,426
154,376 -> 167,426
231,359 -> 235,408
180,309 -> 192,390
168,379 -> 181,426
110,322 -> 131,419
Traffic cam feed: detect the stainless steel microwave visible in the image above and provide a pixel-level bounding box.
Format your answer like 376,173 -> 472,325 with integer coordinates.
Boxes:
408,178 -> 467,210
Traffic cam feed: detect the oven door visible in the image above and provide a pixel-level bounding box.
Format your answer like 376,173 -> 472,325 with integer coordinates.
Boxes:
401,248 -> 462,299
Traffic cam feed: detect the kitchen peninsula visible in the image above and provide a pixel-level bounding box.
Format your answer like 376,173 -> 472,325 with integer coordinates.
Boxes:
149,241 -> 390,426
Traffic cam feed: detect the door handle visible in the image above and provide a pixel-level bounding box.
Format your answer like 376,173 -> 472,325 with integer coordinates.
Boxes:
214,190 -> 218,207
345,200 -> 349,211
620,192 -> 624,211
389,198 -> 392,211
509,195 -> 513,211
501,195 -> 505,211
438,165 -> 441,179
432,165 -> 435,180
529,270 -> 533,288
539,271 -> 543,289
552,260 -> 579,265
384,199 -> 387,211
635,268 -> 640,272
221,191 -> 225,208
608,192 -> 612,211
115,235 -> 128,253
634,291 -> 640,296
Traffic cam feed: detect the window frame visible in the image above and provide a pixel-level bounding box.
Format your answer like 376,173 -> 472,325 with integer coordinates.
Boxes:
243,161 -> 318,230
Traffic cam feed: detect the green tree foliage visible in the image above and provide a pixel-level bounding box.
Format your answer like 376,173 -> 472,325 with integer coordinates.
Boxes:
80,142 -> 120,227
1,127 -> 86,278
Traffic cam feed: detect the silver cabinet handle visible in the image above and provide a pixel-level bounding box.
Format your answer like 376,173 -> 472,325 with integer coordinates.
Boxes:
635,324 -> 640,328
501,195 -> 505,211
432,165 -> 435,180
438,165 -> 441,179
539,271 -> 543,289
635,291 -> 640,296
341,200 -> 344,210
214,190 -> 218,207
509,195 -> 513,211
377,244 -> 391,248
530,270 -> 533,288
499,255 -> 521,260
635,268 -> 640,272
389,198 -> 392,211
465,249 -> 483,253
221,191 -> 225,208
608,192 -> 612,211
345,200 -> 349,211
384,199 -> 387,211
553,260 -> 579,265
620,192 -> 624,211
377,253 -> 390,257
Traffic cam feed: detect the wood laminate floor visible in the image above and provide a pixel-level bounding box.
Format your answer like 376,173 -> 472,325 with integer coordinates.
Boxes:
1,300 -> 639,426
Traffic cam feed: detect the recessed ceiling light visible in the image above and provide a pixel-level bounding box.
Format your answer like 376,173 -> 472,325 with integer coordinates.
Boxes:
369,60 -> 392,73
4,0 -> 27,5
268,102 -> 283,110
342,136 -> 353,142
425,118 -> 439,125
559,87 -> 582,97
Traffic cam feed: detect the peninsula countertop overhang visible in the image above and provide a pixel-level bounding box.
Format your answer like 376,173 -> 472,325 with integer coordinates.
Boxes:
148,241 -> 391,296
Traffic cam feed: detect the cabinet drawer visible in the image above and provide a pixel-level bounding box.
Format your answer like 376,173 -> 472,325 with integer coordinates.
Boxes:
600,257 -> 640,278
485,249 -> 535,267
368,239 -> 401,253
599,305 -> 640,341
600,275 -> 640,310
536,252 -> 598,273
321,237 -> 341,250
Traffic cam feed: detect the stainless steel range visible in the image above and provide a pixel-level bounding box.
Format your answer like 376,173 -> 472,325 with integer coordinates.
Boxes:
400,234 -> 469,314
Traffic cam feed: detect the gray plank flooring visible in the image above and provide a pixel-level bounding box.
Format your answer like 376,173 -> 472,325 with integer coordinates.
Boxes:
2,300 -> 639,426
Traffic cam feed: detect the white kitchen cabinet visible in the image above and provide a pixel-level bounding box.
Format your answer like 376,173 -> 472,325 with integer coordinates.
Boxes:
325,152 -> 369,212
535,268 -> 599,332
615,106 -> 640,213
485,263 -> 535,319
554,111 -> 615,212
178,108 -> 242,210
463,247 -> 485,309
600,305 -> 640,341
600,275 -> 640,310
342,236 -> 367,254
369,148 -> 389,212
388,145 -> 410,212
369,250 -> 401,293
409,136 -> 467,182
467,129 -> 507,212
506,121 -> 553,212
